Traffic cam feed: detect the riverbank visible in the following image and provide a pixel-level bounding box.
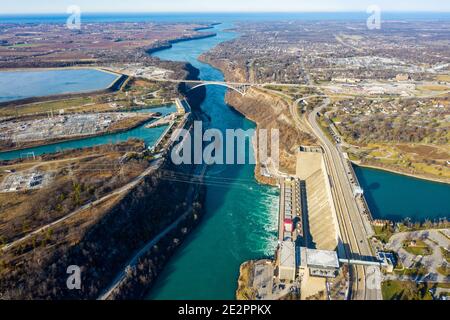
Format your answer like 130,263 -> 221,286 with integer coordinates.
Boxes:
352,161 -> 450,185
0,113 -> 157,154
0,21 -> 280,300
0,154 -> 205,299
147,22 -> 279,300
102,59 -> 213,299
145,32 -> 217,55
198,55 -> 316,185
0,74 -> 128,108
354,164 -> 450,222
236,260 -> 258,300
199,55 -> 450,188
0,65 -> 202,299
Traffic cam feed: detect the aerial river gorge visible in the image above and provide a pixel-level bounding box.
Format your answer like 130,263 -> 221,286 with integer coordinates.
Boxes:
146,23 -> 449,298
0,18 -> 448,299
147,23 -> 279,299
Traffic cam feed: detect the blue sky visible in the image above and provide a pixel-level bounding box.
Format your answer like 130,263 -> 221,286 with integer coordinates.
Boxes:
1,0 -> 449,14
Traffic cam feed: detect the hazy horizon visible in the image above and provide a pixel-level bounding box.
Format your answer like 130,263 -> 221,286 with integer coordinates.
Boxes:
1,0 -> 449,14
2,10 -> 450,15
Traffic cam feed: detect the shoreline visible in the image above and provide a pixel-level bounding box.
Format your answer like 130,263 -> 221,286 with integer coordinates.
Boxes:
352,161 -> 450,185
0,113 -> 158,157
0,22 -> 271,300
196,54 -> 277,186
0,72 -> 128,108
0,25 -> 217,107
145,24 -> 279,299
199,54 -> 450,187
146,32 -> 217,55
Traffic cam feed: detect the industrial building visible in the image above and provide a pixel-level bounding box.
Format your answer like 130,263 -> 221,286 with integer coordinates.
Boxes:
0,171 -> 52,192
274,146 -> 344,298
278,241 -> 296,281
303,248 -> 340,278
296,148 -> 340,251
0,112 -> 146,143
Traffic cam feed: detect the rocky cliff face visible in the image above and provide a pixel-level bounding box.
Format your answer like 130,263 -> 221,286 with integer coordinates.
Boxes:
226,89 -> 316,183
0,159 -> 204,300
199,57 -> 316,184
199,55 -> 247,83
0,63 -> 207,300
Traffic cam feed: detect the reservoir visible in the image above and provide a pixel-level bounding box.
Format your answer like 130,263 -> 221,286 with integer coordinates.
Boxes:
354,165 -> 450,222
0,68 -> 119,103
147,23 -> 279,300
0,105 -> 176,160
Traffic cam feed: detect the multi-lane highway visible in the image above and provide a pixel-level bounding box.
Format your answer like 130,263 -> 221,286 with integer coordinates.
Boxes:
257,72 -> 382,299
304,99 -> 382,300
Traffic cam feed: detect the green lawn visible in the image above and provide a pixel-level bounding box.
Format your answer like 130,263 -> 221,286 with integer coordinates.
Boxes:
382,280 -> 405,300
394,265 -> 428,278
373,225 -> 394,243
7,43 -> 39,48
437,282 -> 450,289
402,240 -> 433,256
382,280 -> 433,300
0,97 -> 94,117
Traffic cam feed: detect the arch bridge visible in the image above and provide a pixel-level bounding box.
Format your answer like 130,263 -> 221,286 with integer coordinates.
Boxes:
186,81 -> 253,96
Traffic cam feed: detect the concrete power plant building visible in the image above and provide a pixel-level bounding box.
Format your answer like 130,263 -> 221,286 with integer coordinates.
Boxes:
279,241 -> 296,281
296,148 -> 340,252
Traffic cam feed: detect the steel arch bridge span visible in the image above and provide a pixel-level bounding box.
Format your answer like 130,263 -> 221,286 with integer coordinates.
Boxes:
187,82 -> 250,96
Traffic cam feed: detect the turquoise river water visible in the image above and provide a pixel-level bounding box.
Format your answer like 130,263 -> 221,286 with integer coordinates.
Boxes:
147,23 -> 279,300
147,23 -> 448,298
0,105 -> 176,160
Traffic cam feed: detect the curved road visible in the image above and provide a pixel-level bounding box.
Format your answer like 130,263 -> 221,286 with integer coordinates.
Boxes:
304,99 -> 382,300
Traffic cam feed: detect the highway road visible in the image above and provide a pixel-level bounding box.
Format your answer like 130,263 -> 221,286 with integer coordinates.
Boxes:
147,76 -> 449,101
260,71 -> 383,299
305,99 -> 382,300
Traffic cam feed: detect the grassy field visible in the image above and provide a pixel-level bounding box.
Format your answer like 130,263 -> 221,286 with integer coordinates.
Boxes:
402,239 -> 433,256
355,142 -> 450,181
382,280 -> 433,300
436,74 -> 450,82
437,265 -> 450,277
0,96 -> 95,117
317,118 -> 336,145
441,247 -> 450,263
417,84 -> 450,91
373,225 -> 394,243
382,280 -> 406,300
437,282 -> 450,289
7,44 -> 40,48
394,264 -> 428,278
0,140 -> 147,245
